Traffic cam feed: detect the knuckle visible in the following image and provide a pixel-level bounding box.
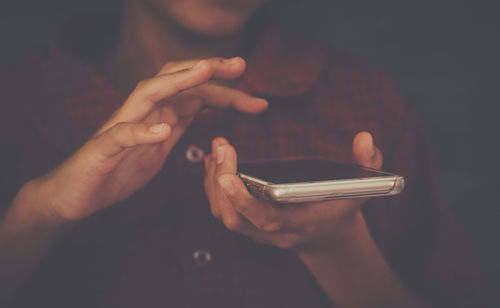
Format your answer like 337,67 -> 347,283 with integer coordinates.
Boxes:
207,57 -> 225,68
88,134 -> 101,146
160,62 -> 175,72
212,57 -> 225,63
212,137 -> 227,146
203,63 -> 214,77
203,176 -> 211,190
276,241 -> 293,250
210,205 -> 221,220
169,78 -> 183,94
131,124 -> 143,140
109,122 -> 125,138
275,236 -> 297,250
259,220 -> 283,233
223,215 -> 241,231
135,79 -> 150,90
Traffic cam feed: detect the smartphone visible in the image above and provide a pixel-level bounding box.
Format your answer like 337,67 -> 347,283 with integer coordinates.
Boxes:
237,158 -> 404,204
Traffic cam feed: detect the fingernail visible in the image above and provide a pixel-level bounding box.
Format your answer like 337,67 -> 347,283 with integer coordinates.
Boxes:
192,60 -> 205,70
149,123 -> 165,133
216,146 -> 225,164
218,177 -> 234,195
223,57 -> 240,64
256,98 -> 268,107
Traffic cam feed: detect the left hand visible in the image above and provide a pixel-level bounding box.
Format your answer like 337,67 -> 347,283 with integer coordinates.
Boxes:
204,132 -> 383,253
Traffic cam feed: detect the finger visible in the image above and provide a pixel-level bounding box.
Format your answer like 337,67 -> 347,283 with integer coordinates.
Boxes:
204,147 -> 288,244
207,180 -> 269,241
206,156 -> 268,239
204,153 -> 211,173
158,57 -> 246,79
217,174 -> 287,233
158,115 -> 195,155
174,83 -> 268,115
103,60 -> 213,129
204,154 -> 222,219
212,139 -> 286,233
92,122 -> 171,158
210,138 -> 244,226
352,131 -> 383,169
212,137 -> 235,169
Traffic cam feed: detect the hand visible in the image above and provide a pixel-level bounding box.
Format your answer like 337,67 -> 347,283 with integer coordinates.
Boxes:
31,57 -> 268,222
204,132 -> 383,253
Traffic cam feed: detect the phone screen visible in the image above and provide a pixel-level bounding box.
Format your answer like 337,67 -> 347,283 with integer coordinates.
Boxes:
237,159 -> 388,184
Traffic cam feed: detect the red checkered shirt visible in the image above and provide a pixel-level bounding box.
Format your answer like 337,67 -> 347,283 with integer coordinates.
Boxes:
0,19 -> 495,308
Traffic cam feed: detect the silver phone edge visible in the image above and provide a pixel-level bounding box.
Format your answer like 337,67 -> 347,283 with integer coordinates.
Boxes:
238,173 -> 405,204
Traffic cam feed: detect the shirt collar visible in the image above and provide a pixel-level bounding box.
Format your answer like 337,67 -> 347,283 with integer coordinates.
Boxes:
236,27 -> 325,98
18,22 -> 325,154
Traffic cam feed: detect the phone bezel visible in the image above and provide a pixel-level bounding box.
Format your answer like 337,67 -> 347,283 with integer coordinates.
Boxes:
237,161 -> 405,204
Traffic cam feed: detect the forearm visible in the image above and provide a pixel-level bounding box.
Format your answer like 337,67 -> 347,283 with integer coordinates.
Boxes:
297,211 -> 429,308
0,179 -> 69,299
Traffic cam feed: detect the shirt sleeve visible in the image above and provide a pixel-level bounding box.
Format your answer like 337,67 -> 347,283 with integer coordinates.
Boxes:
0,57 -> 56,214
321,49 -> 497,306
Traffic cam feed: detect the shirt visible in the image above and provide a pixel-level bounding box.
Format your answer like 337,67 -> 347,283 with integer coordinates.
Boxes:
0,16 -> 496,308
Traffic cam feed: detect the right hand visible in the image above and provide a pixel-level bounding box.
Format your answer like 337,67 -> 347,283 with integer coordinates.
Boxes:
28,57 -> 267,222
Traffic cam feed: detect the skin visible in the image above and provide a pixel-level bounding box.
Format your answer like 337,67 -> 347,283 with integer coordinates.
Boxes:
0,57 -> 268,298
204,137 -> 428,307
1,0 -> 429,306
139,0 -> 269,37
205,134 -> 382,252
109,0 -> 271,92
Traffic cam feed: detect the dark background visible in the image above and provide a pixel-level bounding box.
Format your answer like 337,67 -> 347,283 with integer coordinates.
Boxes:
1,0 -> 499,278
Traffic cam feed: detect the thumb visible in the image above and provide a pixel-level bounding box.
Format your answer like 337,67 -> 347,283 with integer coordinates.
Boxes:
92,122 -> 171,158
352,131 -> 383,169
212,137 -> 237,174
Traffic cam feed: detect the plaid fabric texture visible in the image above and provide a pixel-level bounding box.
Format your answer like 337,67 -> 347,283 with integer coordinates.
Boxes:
0,21 -> 495,308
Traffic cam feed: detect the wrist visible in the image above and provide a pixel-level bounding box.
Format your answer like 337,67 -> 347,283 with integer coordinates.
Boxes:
296,210 -> 370,258
14,178 -> 73,228
295,211 -> 428,308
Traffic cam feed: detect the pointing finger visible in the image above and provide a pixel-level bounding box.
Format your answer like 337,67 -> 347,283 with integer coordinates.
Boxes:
99,60 -> 213,132
158,57 -> 246,79
92,122 -> 171,158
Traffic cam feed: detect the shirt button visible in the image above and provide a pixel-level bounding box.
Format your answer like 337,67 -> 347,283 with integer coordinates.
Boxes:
185,144 -> 205,163
192,249 -> 213,267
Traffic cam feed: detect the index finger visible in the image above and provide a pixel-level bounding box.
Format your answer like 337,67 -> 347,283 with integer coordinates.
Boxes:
99,60 -> 213,133
158,57 -> 246,79
172,83 -> 268,117
213,140 -> 286,233
218,174 -> 287,233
